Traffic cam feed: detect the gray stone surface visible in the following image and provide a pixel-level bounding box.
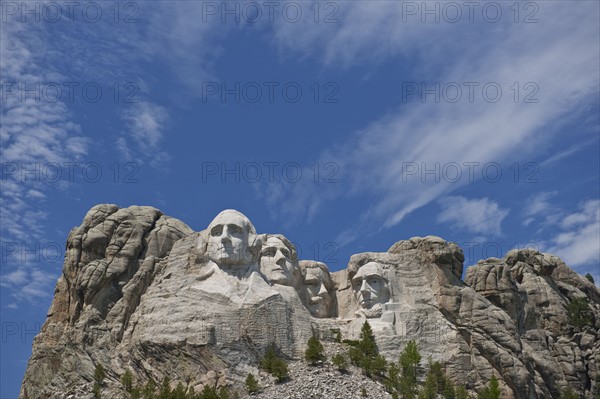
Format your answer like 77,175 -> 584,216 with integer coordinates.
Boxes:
20,207 -> 600,399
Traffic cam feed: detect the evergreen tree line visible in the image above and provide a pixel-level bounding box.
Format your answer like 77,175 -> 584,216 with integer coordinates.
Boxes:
92,316 -> 594,398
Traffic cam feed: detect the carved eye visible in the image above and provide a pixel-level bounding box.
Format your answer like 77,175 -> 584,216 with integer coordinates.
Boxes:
280,249 -> 290,258
228,224 -> 243,236
211,226 -> 223,237
262,248 -> 276,257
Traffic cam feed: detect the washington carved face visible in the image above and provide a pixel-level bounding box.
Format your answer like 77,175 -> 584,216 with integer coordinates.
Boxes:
260,237 -> 294,285
207,210 -> 254,267
303,267 -> 333,318
352,262 -> 388,309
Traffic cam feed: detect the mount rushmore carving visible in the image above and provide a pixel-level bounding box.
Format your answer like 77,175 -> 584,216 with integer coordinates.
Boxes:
20,205 -> 600,399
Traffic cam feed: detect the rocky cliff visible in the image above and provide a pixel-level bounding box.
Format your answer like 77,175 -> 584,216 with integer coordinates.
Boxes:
20,205 -> 600,398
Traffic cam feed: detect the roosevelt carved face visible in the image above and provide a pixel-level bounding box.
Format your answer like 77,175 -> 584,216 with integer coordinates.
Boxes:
303,266 -> 333,318
260,237 -> 294,286
207,210 -> 255,267
352,262 -> 389,310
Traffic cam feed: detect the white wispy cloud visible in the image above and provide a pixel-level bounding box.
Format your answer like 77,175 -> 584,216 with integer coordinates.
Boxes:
437,196 -> 509,236
261,1 -> 599,243
548,200 -> 600,267
120,102 -> 170,165
0,20 -> 87,305
522,191 -> 558,226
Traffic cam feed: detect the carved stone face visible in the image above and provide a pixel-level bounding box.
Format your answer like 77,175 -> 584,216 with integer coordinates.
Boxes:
352,262 -> 388,309
304,267 -> 332,318
207,210 -> 254,267
260,237 -> 293,285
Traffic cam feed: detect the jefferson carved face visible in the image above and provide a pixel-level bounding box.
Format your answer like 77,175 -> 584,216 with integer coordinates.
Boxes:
352,262 -> 388,309
207,210 -> 255,267
260,237 -> 294,285
303,266 -> 333,318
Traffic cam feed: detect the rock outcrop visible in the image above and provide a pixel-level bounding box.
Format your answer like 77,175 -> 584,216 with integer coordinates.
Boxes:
20,206 -> 600,399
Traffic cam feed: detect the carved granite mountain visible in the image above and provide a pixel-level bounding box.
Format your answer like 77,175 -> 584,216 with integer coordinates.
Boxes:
20,205 -> 599,398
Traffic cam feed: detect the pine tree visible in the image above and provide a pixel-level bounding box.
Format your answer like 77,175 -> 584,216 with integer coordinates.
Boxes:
270,357 -> 289,383
567,297 -> 593,330
359,321 -> 378,358
332,353 -> 348,371
158,376 -> 172,399
260,345 -> 278,371
478,375 -> 501,399
94,364 -> 106,384
585,273 -> 595,284
455,386 -> 469,399
398,341 -> 421,399
142,379 -> 156,399
172,382 -> 187,399
245,373 -> 259,394
92,364 -> 105,399
443,377 -> 456,399
121,370 -> 134,393
559,386 -> 578,399
305,336 -> 326,365
198,385 -> 219,399
420,371 -> 437,399
217,386 -> 231,399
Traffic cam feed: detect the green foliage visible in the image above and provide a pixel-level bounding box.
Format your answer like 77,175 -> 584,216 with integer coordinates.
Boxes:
477,375 -> 501,399
358,321 -> 378,358
429,361 -> 446,394
585,273 -> 595,284
332,353 -> 348,371
92,363 -> 105,399
361,386 -> 368,397
94,364 -> 106,384
197,385 -> 218,399
567,297 -> 593,331
559,386 -> 579,399
442,377 -> 456,399
172,382 -> 186,399
130,387 -> 142,399
455,386 -> 469,399
419,371 -> 437,399
260,345 -> 277,370
371,354 -> 388,377
142,379 -> 156,399
92,383 -> 101,399
384,341 -> 424,399
347,321 -> 387,378
399,341 -> 421,384
305,336 -> 326,365
270,358 -> 289,383
158,377 -> 172,399
121,370 -> 134,393
245,373 -> 259,394
217,386 -> 230,399
260,344 -> 289,383
342,339 -> 360,347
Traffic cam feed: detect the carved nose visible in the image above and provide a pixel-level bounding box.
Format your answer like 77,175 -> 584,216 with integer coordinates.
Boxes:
360,280 -> 369,293
220,227 -> 232,243
318,283 -> 328,297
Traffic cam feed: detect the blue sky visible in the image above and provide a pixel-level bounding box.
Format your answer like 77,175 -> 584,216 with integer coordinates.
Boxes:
1,1 -> 599,397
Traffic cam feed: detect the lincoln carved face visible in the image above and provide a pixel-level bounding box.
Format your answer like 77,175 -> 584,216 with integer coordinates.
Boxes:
302,264 -> 334,318
207,210 -> 256,267
352,262 -> 389,310
260,237 -> 295,286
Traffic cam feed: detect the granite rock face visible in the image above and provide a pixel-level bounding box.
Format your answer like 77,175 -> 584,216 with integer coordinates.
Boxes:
20,206 -> 600,399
